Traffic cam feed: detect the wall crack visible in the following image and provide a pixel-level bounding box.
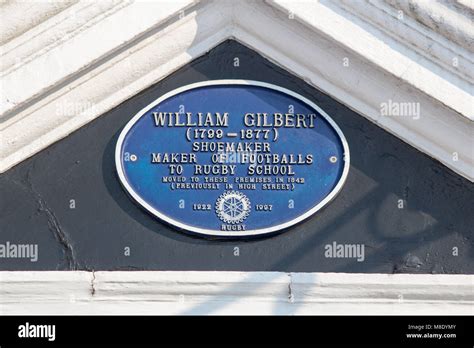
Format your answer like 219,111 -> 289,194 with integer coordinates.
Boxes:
288,273 -> 294,303
91,270 -> 96,296
25,166 -> 78,270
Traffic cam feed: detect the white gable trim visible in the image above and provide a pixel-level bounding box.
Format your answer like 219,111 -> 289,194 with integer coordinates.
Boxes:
1,0 -> 472,180
1,271 -> 472,315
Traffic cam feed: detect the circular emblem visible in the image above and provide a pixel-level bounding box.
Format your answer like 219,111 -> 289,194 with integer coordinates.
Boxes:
215,191 -> 251,224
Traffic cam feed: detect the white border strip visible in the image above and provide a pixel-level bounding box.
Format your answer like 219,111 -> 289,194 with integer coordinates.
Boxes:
115,80 -> 350,237
1,271 -> 472,315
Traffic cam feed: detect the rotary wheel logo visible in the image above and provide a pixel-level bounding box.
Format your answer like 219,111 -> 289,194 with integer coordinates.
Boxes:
215,191 -> 251,224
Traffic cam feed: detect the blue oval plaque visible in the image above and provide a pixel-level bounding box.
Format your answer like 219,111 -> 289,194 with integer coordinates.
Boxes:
116,80 -> 349,237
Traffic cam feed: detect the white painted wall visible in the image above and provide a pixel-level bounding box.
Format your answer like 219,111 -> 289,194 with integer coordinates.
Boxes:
1,271 -> 472,315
